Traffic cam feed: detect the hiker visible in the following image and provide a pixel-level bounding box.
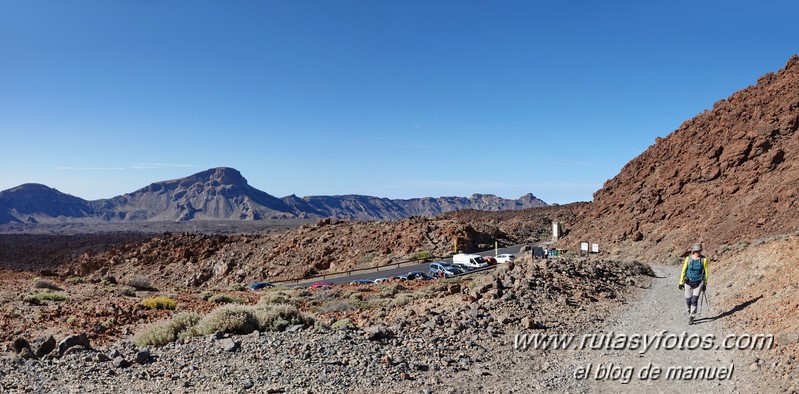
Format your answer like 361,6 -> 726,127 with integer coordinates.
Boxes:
678,243 -> 709,324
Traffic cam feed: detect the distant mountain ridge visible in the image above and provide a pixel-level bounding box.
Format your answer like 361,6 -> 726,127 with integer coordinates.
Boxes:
0,167 -> 547,224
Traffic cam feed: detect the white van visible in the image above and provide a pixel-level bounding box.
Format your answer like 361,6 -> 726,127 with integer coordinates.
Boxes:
452,253 -> 489,269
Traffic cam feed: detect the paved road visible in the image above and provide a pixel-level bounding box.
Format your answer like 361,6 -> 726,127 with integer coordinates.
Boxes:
293,244 -> 533,286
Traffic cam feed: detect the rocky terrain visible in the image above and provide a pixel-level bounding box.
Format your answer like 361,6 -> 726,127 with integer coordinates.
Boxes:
0,167 -> 547,224
0,256 -> 654,393
0,204 -> 581,291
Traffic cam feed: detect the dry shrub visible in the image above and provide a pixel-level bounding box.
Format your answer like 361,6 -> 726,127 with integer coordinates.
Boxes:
33,279 -> 61,291
134,312 -> 201,347
128,275 -> 153,291
208,294 -> 246,304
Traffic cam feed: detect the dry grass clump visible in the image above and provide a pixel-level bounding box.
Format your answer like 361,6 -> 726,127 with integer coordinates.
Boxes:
118,286 -> 137,297
257,292 -> 292,306
134,312 -> 201,347
127,275 -> 154,291
33,279 -> 62,291
134,304 -> 315,347
208,294 -> 246,304
140,296 -> 177,310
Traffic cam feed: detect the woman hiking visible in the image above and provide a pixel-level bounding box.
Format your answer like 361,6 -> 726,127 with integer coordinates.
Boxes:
678,243 -> 709,325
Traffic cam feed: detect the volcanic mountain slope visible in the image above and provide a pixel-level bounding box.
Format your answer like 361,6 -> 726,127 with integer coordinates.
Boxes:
0,168 -> 547,224
559,55 -> 799,262
96,167 -> 294,221
0,184 -> 96,223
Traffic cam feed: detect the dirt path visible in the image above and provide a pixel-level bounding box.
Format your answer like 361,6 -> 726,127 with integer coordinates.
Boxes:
539,264 -> 771,393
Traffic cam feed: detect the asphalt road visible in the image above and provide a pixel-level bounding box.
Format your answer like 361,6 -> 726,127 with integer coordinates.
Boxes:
295,244 -> 533,286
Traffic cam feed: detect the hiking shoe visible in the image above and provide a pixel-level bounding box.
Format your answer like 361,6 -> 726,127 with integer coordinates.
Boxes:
688,315 -> 694,325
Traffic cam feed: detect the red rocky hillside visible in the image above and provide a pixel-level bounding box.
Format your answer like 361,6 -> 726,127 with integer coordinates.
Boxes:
560,55 -> 799,262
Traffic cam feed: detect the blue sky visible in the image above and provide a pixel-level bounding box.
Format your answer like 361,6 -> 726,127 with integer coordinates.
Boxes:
1,1 -> 797,204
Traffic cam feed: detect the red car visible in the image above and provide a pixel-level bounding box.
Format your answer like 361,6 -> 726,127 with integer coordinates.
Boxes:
310,281 -> 334,289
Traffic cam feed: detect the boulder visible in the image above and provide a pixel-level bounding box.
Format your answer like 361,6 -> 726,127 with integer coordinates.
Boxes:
57,334 -> 91,356
11,337 -> 30,354
219,338 -> 239,352
135,348 -> 151,364
33,335 -> 56,358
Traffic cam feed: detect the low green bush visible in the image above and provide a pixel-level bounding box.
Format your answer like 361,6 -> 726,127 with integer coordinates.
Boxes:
23,292 -> 67,304
413,251 -> 432,261
330,318 -> 354,330
208,294 -> 246,304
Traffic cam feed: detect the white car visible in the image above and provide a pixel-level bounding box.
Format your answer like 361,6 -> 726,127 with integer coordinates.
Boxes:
496,254 -> 516,264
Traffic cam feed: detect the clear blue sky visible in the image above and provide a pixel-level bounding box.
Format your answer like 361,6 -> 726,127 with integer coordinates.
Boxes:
1,1 -> 797,204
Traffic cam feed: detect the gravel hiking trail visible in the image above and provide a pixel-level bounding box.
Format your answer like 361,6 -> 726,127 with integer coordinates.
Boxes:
540,264 -> 773,393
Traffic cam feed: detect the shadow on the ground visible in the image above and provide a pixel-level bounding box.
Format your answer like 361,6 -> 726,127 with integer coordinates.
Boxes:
693,295 -> 763,324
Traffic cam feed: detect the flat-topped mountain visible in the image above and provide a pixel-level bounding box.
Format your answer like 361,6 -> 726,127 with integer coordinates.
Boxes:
97,167 -> 293,221
0,167 -> 547,224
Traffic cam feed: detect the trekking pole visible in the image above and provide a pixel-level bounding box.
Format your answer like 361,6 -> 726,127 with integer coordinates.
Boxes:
698,289 -> 704,316
703,290 -> 712,311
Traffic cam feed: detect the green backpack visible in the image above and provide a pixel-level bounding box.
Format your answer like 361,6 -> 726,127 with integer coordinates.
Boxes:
685,257 -> 705,284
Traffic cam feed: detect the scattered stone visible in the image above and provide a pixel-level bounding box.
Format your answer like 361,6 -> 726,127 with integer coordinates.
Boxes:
135,348 -> 151,364
448,284 -> 461,295
12,338 -> 31,354
286,324 -> 305,332
17,347 -> 35,360
219,338 -> 239,352
113,357 -> 130,369
32,335 -> 56,359
363,326 -> 394,341
57,334 -> 91,356
62,345 -> 90,356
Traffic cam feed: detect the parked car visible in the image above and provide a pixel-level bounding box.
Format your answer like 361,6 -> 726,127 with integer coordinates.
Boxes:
429,262 -> 460,278
452,253 -> 489,269
397,271 -> 434,281
496,254 -> 516,264
373,277 -> 391,284
310,281 -> 334,289
349,279 -> 374,285
248,281 -> 275,290
452,263 -> 475,273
